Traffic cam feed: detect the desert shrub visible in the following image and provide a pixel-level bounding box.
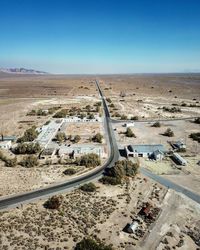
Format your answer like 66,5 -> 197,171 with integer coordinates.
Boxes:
75,238 -> 113,250
130,116 -> 139,120
113,112 -> 121,117
120,115 -> 128,120
106,98 -> 112,103
88,113 -> 95,119
63,168 -> 77,175
44,195 -> 63,209
194,117 -> 200,124
80,183 -> 97,192
163,128 -> 174,137
20,155 -> 38,168
76,153 -> 101,168
17,126 -> 38,142
125,127 -> 136,137
55,132 -> 66,142
48,106 -> 61,114
13,142 -> 41,154
163,106 -> 181,113
53,109 -> 68,118
100,176 -> 121,185
151,121 -> 161,127
74,135 -> 81,143
190,132 -> 200,143
92,133 -> 103,143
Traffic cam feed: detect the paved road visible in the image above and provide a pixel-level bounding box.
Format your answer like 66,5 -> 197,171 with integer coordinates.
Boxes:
141,168 -> 200,204
0,80 -> 199,210
0,80 -> 119,210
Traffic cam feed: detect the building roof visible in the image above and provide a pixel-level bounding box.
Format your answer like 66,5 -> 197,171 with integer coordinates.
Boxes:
128,144 -> 165,153
0,140 -> 12,145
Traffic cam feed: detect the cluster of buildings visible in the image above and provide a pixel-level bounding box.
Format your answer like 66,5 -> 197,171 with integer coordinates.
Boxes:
125,141 -> 187,166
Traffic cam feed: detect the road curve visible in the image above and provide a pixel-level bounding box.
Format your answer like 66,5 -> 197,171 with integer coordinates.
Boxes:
0,80 -> 119,210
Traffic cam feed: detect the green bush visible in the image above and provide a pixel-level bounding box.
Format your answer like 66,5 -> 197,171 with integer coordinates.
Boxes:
20,155 -> 38,168
80,183 -> 97,192
190,132 -> 200,143
76,153 -> 101,168
194,117 -> 200,124
151,121 -> 161,127
44,195 -> 63,209
63,168 -> 77,175
53,109 -> 68,118
163,128 -> 174,137
130,116 -> 139,120
0,151 -> 17,167
120,115 -> 128,120
55,132 -> 66,142
92,133 -> 103,143
125,127 -> 136,137
75,238 -> 113,250
100,160 -> 139,185
74,135 -> 81,143
14,142 -> 41,154
17,126 -> 38,142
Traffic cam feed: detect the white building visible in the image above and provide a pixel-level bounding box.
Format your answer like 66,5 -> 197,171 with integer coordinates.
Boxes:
172,153 -> 187,166
125,144 -> 165,158
59,144 -> 105,158
0,140 -> 12,150
35,119 -> 64,148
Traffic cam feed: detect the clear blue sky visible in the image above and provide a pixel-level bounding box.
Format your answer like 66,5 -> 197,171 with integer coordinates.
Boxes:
0,0 -> 200,74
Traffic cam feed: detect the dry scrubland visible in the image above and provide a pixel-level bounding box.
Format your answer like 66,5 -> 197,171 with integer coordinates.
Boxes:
0,74 -> 103,196
0,177 -> 200,250
99,74 -> 200,119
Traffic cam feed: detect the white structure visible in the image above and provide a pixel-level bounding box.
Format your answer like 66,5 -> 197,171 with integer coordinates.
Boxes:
64,114 -> 102,123
35,119 -> 64,148
172,153 -> 187,166
126,221 -> 139,233
124,122 -> 134,128
59,144 -> 105,158
151,150 -> 164,161
0,140 -> 12,150
125,144 -> 165,158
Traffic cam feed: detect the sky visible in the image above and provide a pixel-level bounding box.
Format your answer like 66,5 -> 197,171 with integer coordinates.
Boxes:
0,0 -> 200,74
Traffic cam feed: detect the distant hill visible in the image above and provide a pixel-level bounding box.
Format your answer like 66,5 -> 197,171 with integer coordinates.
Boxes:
0,67 -> 48,75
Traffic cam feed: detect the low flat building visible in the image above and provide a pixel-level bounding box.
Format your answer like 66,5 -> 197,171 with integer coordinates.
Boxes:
0,140 -> 12,150
172,153 -> 187,166
171,141 -> 186,150
59,144 -> 105,158
125,144 -> 165,158
124,221 -> 138,234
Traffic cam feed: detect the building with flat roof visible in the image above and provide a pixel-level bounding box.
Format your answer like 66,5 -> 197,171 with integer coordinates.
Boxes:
59,144 -> 105,159
125,144 -> 165,159
172,153 -> 187,166
0,140 -> 12,150
35,119 -> 63,148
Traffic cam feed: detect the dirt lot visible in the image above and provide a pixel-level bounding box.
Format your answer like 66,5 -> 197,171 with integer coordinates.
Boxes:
0,176 -> 199,250
99,74 -> 200,119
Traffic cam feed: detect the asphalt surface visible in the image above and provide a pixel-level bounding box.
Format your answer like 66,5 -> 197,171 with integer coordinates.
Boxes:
0,80 -> 119,210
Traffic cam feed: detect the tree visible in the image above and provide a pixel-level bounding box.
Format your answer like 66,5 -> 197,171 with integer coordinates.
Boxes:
130,116 -> 139,120
163,128 -> 174,137
125,128 -> 136,138
100,160 -> 139,185
17,126 -> 38,142
75,238 -> 113,250
63,168 -> 77,175
92,133 -> 103,143
88,113 -> 95,119
80,183 -> 97,192
44,195 -> 63,209
74,135 -> 81,143
55,132 -> 66,142
13,142 -> 41,154
20,155 -> 38,168
76,153 -> 101,168
53,109 -> 68,118
190,132 -> 200,143
194,117 -> 200,124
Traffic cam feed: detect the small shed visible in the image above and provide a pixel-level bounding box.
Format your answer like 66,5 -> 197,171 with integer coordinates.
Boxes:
124,221 -> 138,233
0,140 -> 12,150
151,150 -> 164,161
172,153 -> 187,166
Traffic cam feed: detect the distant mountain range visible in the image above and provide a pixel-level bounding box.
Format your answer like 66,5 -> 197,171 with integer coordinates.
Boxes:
0,68 -> 48,75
